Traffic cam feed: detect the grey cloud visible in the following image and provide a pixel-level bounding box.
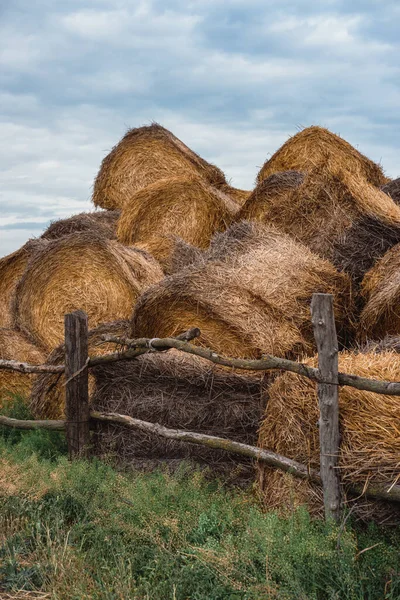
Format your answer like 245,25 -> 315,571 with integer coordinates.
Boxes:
1,0 -> 400,256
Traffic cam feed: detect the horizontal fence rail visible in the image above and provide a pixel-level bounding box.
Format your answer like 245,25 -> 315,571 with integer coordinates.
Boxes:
3,335 -> 400,396
1,411 -> 399,504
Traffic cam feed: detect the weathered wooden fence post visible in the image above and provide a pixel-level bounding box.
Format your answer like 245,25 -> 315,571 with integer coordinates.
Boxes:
311,293 -> 341,522
65,310 -> 90,459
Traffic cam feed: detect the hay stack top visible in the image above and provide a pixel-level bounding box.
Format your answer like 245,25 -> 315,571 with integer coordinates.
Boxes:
116,176 -> 238,272
132,221 -> 353,359
242,167 -> 400,282
14,231 -> 163,351
92,123 -> 228,210
42,210 -> 120,241
257,126 -> 388,186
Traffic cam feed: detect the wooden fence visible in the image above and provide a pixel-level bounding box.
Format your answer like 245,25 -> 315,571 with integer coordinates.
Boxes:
1,293 -> 399,522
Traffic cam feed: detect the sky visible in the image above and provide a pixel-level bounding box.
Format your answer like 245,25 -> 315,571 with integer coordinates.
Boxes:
1,0 -> 400,256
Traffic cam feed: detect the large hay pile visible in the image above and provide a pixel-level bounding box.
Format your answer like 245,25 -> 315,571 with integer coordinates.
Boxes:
131,222 -> 354,359
0,239 -> 47,328
91,349 -> 264,473
245,166 -> 400,283
359,243 -> 400,340
0,328 -> 45,405
116,176 -> 238,272
42,210 -> 120,240
14,231 -> 163,351
30,321 -> 130,420
381,178 -> 400,205
237,171 -> 304,222
258,349 -> 400,523
257,126 -> 388,186
92,123 -> 228,210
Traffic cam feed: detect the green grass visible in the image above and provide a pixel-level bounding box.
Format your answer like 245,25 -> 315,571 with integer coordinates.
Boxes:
0,396 -> 399,599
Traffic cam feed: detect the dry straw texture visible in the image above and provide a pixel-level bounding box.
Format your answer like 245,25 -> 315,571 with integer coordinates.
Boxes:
237,171 -> 304,222
359,243 -> 400,341
42,210 -> 120,240
116,176 -> 238,272
246,166 -> 400,283
0,328 -> 45,406
220,184 -> 251,206
14,231 -> 163,351
92,123 -> 228,210
91,348 -> 264,474
257,125 -> 388,186
131,221 -> 354,359
258,350 -> 400,522
30,321 -> 130,420
381,177 -> 400,205
0,239 -> 47,328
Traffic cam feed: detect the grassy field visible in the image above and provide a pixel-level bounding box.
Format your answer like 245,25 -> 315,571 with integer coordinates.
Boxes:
0,397 -> 399,600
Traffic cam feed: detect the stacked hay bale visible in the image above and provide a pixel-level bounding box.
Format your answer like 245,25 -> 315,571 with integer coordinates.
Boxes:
358,243 -> 400,340
90,348 -> 264,475
238,171 -> 304,222
238,166 -> 400,283
93,123 -> 244,210
381,178 -> 400,205
257,348 -> 400,523
30,321 -> 130,420
132,221 -> 354,359
0,329 -> 45,405
0,239 -> 47,328
116,176 -> 239,272
41,210 -> 120,240
256,126 -> 388,186
14,231 -> 163,351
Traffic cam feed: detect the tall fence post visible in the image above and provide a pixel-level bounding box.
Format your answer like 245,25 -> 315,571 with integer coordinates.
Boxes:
65,310 -> 90,459
311,293 -> 341,522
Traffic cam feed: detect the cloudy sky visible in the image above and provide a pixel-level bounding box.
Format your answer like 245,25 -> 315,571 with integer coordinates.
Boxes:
1,0 -> 399,256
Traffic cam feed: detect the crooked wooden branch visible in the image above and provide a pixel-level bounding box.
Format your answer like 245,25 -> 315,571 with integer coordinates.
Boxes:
0,415 -> 65,430
2,411 -> 398,504
3,329 -> 400,396
0,359 -> 63,374
90,410 -> 318,482
99,334 -> 400,396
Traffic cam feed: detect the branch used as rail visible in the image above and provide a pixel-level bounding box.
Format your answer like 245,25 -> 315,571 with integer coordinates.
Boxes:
100,334 -> 400,396
3,329 -> 400,396
1,411 -> 399,503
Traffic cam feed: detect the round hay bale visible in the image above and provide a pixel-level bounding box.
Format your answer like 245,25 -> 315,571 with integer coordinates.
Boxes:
30,320 -> 130,420
257,350 -> 400,523
247,166 -> 400,283
90,348 -> 264,476
237,171 -> 304,222
0,239 -> 47,329
257,126 -> 388,186
131,221 -> 354,359
116,176 -> 238,272
14,231 -> 163,351
359,243 -> 400,341
93,123 -> 228,210
381,177 -> 400,205
41,210 -> 120,240
0,328 -> 45,406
